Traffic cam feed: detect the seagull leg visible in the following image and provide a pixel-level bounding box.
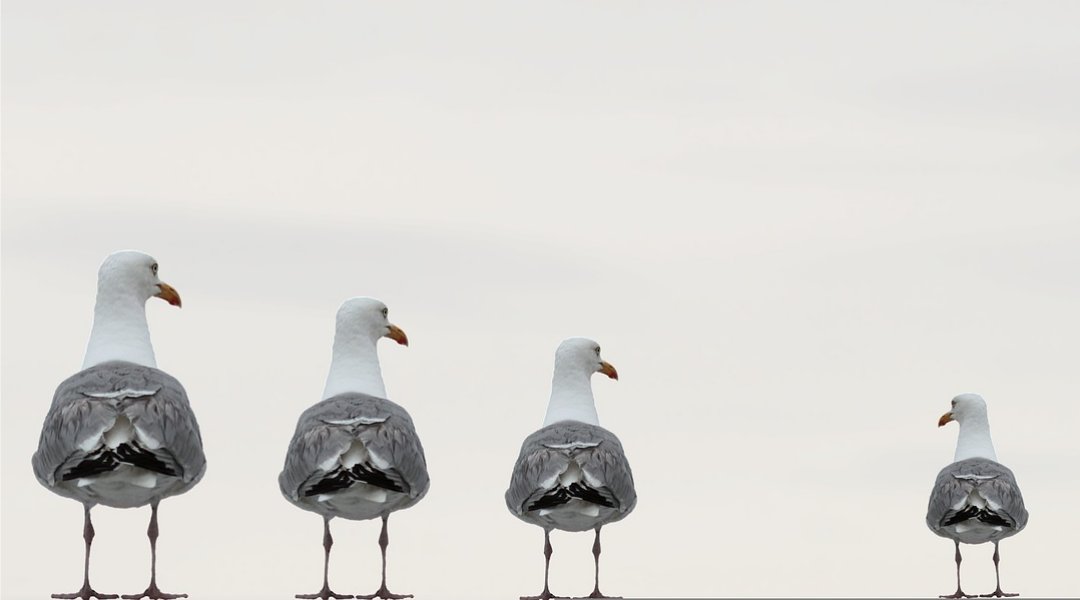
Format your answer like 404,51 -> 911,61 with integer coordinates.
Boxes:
297,517 -> 353,600
940,540 -> 975,599
579,527 -> 620,600
52,504 -> 119,600
979,542 -> 1019,598
122,501 -> 186,600
521,529 -> 567,600
355,514 -> 411,600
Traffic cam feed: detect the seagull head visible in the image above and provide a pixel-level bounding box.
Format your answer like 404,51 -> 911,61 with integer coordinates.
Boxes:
337,297 -> 408,346
938,393 -> 987,427
98,250 -> 181,307
555,337 -> 618,380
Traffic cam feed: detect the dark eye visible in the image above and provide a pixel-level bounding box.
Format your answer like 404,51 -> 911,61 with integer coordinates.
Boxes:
595,346 -> 601,355
381,307 -> 389,317
150,263 -> 158,276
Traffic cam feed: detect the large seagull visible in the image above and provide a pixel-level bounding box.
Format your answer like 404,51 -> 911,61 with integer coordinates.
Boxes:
32,251 -> 206,600
927,393 -> 1028,599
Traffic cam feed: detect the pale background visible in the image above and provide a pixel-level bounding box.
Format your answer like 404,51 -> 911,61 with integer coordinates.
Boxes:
3,1 -> 1079,598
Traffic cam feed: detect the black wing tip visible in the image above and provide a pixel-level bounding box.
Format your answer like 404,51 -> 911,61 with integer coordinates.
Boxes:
116,444 -> 178,476
351,463 -> 405,493
304,462 -> 406,498
528,488 -> 571,511
941,505 -> 1014,528
978,511 -> 1014,527
568,482 -> 615,508
61,443 -> 178,481
941,505 -> 979,527
305,471 -> 353,496
527,483 -> 616,512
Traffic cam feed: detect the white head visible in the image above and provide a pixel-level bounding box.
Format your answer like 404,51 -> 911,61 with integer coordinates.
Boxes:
543,337 -> 618,426
334,297 -> 408,347
82,250 -> 181,369
938,392 -> 998,462
938,393 -> 989,428
553,337 -> 619,381
322,296 -> 408,400
97,250 -> 182,307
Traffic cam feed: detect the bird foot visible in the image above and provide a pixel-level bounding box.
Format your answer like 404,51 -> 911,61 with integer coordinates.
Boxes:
52,585 -> 119,600
979,591 -> 1019,598
576,593 -> 621,600
121,583 -> 187,600
354,587 -> 412,600
521,593 -> 569,600
940,591 -> 977,599
295,586 -> 354,600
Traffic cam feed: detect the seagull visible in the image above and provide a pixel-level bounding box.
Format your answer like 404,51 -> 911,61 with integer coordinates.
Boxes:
32,251 -> 206,600
279,297 -> 429,600
506,338 -> 636,600
927,394 -> 1029,599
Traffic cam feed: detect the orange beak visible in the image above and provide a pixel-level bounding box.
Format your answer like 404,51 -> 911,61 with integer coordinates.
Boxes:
599,361 -> 618,380
385,324 -> 409,346
938,411 -> 954,427
154,283 -> 182,308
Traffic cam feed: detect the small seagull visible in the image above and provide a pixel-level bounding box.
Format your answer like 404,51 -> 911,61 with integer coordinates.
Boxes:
927,393 -> 1029,599
506,338 -> 636,600
279,298 -> 428,600
32,251 -> 206,600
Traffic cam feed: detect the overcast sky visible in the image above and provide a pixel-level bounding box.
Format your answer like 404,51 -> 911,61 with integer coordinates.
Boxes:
3,2 -> 1079,599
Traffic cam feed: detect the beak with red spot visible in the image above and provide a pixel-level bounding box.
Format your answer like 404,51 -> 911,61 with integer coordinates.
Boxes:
938,412 -> 954,427
154,283 -> 182,308
385,324 -> 409,346
599,361 -> 618,380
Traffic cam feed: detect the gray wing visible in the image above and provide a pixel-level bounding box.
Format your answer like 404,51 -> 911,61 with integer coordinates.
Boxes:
32,375 -> 121,487
279,393 -> 429,501
505,432 -> 572,514
926,457 -> 1028,534
32,361 -> 206,487
505,421 -> 636,516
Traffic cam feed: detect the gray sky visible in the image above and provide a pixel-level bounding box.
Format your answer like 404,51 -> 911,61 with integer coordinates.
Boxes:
3,1 -> 1079,598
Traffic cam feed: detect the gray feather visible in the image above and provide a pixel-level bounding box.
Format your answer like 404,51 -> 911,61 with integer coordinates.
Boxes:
506,420 -> 636,519
279,392 -> 429,504
32,361 -> 206,500
926,457 -> 1028,540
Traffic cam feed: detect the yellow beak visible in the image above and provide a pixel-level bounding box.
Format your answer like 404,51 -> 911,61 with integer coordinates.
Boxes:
154,283 -> 182,307
385,324 -> 409,346
599,361 -> 618,381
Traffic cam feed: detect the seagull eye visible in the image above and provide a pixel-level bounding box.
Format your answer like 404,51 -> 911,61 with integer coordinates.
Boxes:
381,308 -> 389,317
595,347 -> 601,355
150,263 -> 158,276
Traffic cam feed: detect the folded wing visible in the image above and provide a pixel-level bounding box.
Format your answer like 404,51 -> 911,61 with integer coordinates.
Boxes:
506,421 -> 636,518
279,393 -> 429,503
32,361 -> 206,489
927,457 -> 1028,536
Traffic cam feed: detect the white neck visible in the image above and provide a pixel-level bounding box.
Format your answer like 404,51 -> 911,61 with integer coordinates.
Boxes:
954,411 -> 998,462
83,291 -> 156,369
543,365 -> 599,426
322,329 -> 386,400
